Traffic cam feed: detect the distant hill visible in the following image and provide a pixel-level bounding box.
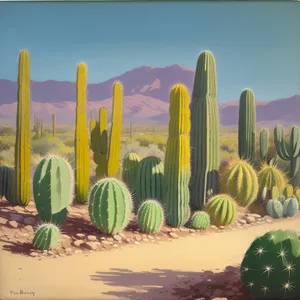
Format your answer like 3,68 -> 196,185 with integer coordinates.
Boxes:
0,64 -> 299,127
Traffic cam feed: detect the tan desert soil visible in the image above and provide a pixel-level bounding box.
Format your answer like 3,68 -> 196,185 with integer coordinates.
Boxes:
1,199 -> 300,300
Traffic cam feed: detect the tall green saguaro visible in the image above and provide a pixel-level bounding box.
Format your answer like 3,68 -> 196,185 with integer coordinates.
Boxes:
259,128 -> 269,163
74,62 -> 90,203
190,51 -> 220,211
274,125 -> 300,188
238,88 -> 256,164
14,49 -> 31,206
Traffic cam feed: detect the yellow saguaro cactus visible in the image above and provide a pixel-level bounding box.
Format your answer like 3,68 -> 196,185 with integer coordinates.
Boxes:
74,62 -> 90,203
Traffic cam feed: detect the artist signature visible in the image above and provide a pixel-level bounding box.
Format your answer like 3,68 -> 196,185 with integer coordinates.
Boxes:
10,290 -> 36,297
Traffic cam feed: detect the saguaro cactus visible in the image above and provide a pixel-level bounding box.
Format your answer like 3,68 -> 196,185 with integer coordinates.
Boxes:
164,84 -> 191,227
14,49 -> 31,206
74,62 -> 90,203
52,112 -> 56,137
90,82 -> 123,178
259,128 -> 269,163
190,50 -> 220,211
238,88 -> 256,164
33,114 -> 43,140
274,125 -> 300,188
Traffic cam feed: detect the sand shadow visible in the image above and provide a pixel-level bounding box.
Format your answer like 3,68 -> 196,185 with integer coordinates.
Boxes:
1,239 -> 33,255
90,266 -> 254,300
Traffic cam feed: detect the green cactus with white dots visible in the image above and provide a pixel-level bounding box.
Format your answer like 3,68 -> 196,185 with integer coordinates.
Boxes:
240,229 -> 300,299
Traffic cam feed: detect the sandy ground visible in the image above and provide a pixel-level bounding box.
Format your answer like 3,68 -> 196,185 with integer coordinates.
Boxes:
1,218 -> 300,300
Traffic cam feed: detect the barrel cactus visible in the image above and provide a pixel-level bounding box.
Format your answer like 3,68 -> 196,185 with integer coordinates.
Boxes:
266,200 -> 283,219
238,88 -> 256,164
136,156 -> 164,211
204,194 -> 237,226
220,160 -> 258,207
33,155 -> 74,226
278,195 -> 286,205
190,211 -> 210,230
258,164 -> 287,201
137,199 -> 164,233
283,184 -> 294,199
0,165 -> 14,203
122,152 -> 141,199
164,84 -> 191,227
283,198 -> 299,217
32,223 -> 61,251
190,51 -> 220,211
240,229 -> 300,299
88,178 -> 132,235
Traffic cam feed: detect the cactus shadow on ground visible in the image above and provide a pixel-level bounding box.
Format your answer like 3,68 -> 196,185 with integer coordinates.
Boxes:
90,266 -> 254,300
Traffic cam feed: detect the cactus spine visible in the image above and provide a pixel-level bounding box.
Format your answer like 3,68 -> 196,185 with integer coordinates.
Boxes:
14,49 -> 31,206
259,128 -> 269,163
33,155 -> 74,225
32,224 -> 61,250
238,88 -> 256,164
220,160 -> 258,207
136,156 -> 164,212
52,112 -> 56,137
0,165 -> 14,203
137,199 -> 164,233
164,84 -> 191,227
74,62 -> 90,203
190,51 -> 220,211
122,152 -> 140,198
274,125 -> 300,188
90,82 -> 123,178
88,178 -> 132,235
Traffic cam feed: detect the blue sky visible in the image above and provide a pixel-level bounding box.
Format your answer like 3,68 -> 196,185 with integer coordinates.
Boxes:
0,1 -> 299,103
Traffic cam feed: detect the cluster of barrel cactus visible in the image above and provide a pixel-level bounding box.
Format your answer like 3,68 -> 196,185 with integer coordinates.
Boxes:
241,229 -> 300,299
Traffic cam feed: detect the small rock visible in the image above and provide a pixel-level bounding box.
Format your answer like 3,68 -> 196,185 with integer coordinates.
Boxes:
211,225 -> 217,229
59,253 -> 66,257
8,220 -> 18,228
155,236 -> 160,240
9,213 -> 24,222
249,213 -> 261,218
266,218 -> 273,223
134,241 -> 140,246
101,240 -> 110,245
75,233 -> 86,239
171,228 -> 179,232
107,237 -> 114,242
244,216 -> 256,224
179,227 -> 189,232
169,232 -> 179,239
125,238 -> 131,243
113,244 -> 119,248
219,226 -> 225,230
61,234 -> 72,240
0,217 -> 8,225
148,235 -> 154,239
142,238 -> 149,242
82,242 -> 98,250
25,207 -> 36,213
65,248 -> 72,253
73,240 -> 84,247
135,235 -> 142,241
189,229 -> 196,233
23,217 -> 36,225
30,252 -> 39,257
74,250 -> 82,254
113,234 -> 123,241
23,225 -> 34,232
237,219 -> 247,225
87,235 -> 97,241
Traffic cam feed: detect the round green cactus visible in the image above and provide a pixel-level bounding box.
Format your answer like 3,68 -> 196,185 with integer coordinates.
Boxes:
278,195 -> 286,205
135,156 -> 164,211
33,155 -> 74,226
32,223 -> 61,250
0,165 -> 14,203
266,200 -> 283,219
122,152 -> 140,198
220,160 -> 258,207
190,211 -> 210,230
241,229 -> 300,299
137,199 -> 164,233
88,177 -> 132,235
258,164 -> 287,200
283,184 -> 294,199
204,194 -> 237,226
283,198 -> 299,217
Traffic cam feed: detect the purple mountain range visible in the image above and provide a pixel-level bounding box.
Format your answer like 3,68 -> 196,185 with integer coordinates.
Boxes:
0,64 -> 299,127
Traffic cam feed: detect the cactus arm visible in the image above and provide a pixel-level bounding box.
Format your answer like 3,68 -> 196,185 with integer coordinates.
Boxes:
274,125 -> 290,160
259,128 -> 269,162
107,82 -> 123,177
290,125 -> 300,159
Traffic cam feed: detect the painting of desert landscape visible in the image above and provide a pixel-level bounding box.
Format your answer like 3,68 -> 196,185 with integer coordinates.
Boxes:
0,1 -> 300,300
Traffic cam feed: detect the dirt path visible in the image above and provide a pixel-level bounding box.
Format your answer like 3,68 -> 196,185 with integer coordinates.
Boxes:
1,218 -> 300,300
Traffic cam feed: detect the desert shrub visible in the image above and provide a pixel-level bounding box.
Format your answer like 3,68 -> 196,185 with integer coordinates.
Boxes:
0,126 -> 15,136
31,137 -> 64,156
0,136 -> 15,151
62,137 -> 75,148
